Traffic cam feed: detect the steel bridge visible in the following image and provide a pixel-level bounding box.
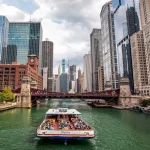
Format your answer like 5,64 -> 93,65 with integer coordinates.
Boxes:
15,88 -> 120,101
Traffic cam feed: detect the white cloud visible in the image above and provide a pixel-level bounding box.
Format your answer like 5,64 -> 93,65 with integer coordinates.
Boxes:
0,3 -> 29,21
0,0 -> 110,74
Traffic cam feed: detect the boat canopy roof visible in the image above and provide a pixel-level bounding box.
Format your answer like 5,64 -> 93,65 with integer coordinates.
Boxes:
45,108 -> 81,115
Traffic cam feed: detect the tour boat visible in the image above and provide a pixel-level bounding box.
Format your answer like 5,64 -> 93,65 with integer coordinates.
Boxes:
37,108 -> 94,142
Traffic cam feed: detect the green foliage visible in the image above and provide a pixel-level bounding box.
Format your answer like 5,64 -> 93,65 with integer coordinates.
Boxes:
0,86 -> 14,102
140,99 -> 150,107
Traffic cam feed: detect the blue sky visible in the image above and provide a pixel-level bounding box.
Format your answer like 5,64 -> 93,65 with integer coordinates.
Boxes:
3,0 -> 38,13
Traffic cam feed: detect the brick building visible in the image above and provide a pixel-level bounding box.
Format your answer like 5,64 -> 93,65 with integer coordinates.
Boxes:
0,55 -> 43,91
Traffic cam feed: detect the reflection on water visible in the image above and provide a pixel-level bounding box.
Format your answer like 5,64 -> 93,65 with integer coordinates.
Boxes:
40,99 -> 92,109
0,99 -> 150,150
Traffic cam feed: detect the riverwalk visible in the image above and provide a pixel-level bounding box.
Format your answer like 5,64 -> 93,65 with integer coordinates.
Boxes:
0,103 -> 16,112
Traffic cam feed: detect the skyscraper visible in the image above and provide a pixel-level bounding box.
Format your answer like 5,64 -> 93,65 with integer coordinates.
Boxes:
126,6 -> 140,36
7,22 -> 42,73
6,45 -> 17,64
113,0 -> 140,91
84,54 -> 92,92
139,0 -> 150,87
0,16 -> 9,64
139,0 -> 150,28
130,30 -> 148,93
90,29 -> 102,92
68,65 -> 76,90
58,65 -> 61,76
62,59 -> 65,73
42,40 -> 53,92
78,68 -> 81,79
100,1 -> 118,89
60,73 -> 69,92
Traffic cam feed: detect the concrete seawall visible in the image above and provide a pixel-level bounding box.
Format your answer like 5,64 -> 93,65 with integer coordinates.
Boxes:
0,103 -> 16,112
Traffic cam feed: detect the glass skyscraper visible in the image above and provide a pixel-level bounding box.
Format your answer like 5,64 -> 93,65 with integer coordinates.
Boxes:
7,22 -> 42,72
113,0 -> 140,91
100,1 -> 118,90
0,16 -> 9,64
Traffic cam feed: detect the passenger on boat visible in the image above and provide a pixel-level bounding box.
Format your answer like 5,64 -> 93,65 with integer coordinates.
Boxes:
41,119 -> 55,130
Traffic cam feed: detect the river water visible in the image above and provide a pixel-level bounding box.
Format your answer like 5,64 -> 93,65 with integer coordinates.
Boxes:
0,99 -> 150,150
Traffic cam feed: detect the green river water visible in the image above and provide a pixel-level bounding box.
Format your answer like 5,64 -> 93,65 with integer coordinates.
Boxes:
0,99 -> 150,150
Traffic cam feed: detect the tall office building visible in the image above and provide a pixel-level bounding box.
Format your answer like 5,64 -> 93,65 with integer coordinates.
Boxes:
78,68 -> 81,79
52,74 -> 58,92
68,65 -> 76,90
100,1 -> 118,89
98,66 -> 104,92
126,7 -> 140,36
139,0 -> 150,29
62,59 -> 65,73
90,29 -> 102,92
42,40 -> 53,92
0,16 -> 9,64
6,45 -> 17,64
130,30 -> 148,93
60,73 -> 69,92
84,54 -> 92,92
58,65 -> 61,75
139,0 -> 150,87
7,22 -> 42,73
113,0 -> 140,91
42,67 -> 48,90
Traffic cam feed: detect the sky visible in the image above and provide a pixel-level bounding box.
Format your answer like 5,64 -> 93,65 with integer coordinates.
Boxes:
0,0 -> 110,74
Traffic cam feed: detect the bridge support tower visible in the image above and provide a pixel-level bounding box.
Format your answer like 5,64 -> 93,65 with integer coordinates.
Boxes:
118,77 -> 131,107
16,75 -> 32,108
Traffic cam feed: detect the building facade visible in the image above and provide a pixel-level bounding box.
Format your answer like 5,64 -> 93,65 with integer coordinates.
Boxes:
90,29 -> 102,92
7,22 -> 42,73
130,30 -> 148,93
0,55 -> 43,91
113,0 -> 140,91
42,67 -> 48,90
78,68 -> 81,79
60,73 -> 69,92
52,74 -> 58,92
62,59 -> 65,73
79,74 -> 84,93
76,68 -> 81,93
84,54 -> 92,92
68,65 -> 76,90
139,0 -> 150,86
100,1 -> 118,90
98,66 -> 104,92
0,16 -> 9,64
42,40 -> 53,92
139,0 -> 150,29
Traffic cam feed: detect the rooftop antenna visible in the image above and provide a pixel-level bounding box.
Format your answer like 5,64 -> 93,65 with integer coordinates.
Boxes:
133,0 -> 135,8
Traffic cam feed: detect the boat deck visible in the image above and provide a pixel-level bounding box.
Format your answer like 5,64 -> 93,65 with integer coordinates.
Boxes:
40,115 -> 91,131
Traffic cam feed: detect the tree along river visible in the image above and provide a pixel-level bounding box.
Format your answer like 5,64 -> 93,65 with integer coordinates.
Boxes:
0,99 -> 150,150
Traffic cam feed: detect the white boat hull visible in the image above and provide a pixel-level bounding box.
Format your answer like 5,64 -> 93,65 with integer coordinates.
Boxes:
37,129 -> 94,140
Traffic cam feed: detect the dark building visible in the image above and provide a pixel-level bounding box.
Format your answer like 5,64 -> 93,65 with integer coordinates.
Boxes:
126,7 -> 140,36
60,73 -> 69,92
0,16 -> 9,64
69,65 -> 76,90
6,45 -> 17,64
42,40 -> 53,92
90,29 -> 101,92
113,0 -> 140,91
